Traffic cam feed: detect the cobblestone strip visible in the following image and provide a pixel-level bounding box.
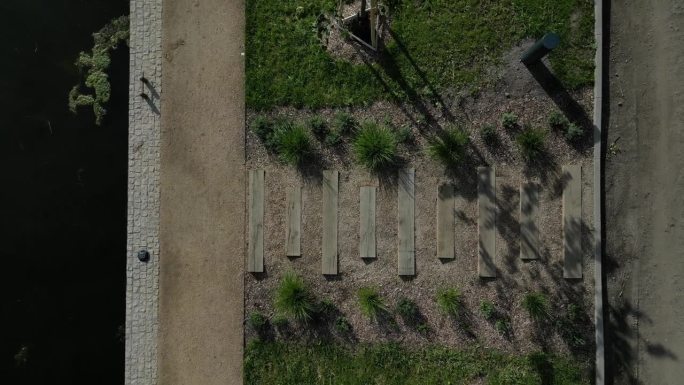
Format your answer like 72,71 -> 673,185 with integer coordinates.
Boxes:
126,0 -> 162,384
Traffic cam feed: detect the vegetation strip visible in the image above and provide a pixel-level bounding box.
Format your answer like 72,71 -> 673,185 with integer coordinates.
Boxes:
245,341 -> 588,385
246,0 -> 594,109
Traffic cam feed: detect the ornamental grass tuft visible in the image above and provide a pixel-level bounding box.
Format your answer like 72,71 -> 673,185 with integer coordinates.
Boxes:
480,300 -> 496,320
353,122 -> 398,172
357,287 -> 386,320
427,127 -> 469,168
274,272 -> 316,322
436,288 -> 461,317
522,291 -> 549,321
515,128 -> 547,161
271,123 -> 312,166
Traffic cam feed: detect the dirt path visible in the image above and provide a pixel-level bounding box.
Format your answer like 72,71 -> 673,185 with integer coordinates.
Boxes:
157,0 -> 245,384
605,1 -> 684,384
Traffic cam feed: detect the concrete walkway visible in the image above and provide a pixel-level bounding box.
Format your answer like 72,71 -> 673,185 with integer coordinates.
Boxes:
158,0 -> 245,384
606,1 -> 684,384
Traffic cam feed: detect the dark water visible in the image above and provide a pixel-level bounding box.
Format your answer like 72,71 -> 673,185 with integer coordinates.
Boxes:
0,1 -> 129,384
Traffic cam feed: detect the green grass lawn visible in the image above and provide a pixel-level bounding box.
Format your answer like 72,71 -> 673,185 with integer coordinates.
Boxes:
246,0 -> 594,110
245,340 -> 589,385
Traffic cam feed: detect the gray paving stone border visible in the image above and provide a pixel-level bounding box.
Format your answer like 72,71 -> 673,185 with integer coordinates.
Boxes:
125,0 -> 162,384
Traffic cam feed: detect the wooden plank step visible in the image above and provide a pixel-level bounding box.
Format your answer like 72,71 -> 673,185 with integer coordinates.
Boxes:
322,171 -> 339,275
285,186 -> 301,257
359,186 -> 376,259
247,169 -> 264,273
437,184 -> 455,259
520,182 -> 540,260
398,168 -> 415,276
478,166 -> 496,278
563,165 -> 582,279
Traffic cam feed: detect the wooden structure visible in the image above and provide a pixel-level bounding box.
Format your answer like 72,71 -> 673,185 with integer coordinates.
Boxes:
322,171 -> 339,275
562,165 -> 582,278
359,186 -> 377,259
397,168 -> 415,276
520,182 -> 540,260
477,167 -> 496,278
285,186 -> 302,257
436,184 -> 455,259
247,170 -> 264,273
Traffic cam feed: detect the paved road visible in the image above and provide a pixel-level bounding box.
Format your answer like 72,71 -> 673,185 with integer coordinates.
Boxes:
157,0 -> 245,384
605,1 -> 684,384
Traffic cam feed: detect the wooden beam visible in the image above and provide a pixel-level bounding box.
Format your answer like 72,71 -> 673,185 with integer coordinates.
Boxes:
563,165 -> 582,279
398,168 -> 415,276
520,182 -> 540,260
285,186 -> 301,257
322,171 -> 339,275
359,186 -> 376,259
247,169 -> 264,273
370,0 -> 378,50
478,167 -> 496,278
437,184 -> 455,259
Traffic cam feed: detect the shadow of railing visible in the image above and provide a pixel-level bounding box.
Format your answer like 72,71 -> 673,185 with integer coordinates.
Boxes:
524,61 -> 592,151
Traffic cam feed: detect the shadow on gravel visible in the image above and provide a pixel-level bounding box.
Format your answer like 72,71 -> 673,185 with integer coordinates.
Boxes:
524,61 -> 593,152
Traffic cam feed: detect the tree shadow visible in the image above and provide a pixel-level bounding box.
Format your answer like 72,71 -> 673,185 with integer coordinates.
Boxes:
353,29 -> 457,134
354,45 -> 432,132
528,352 -> 555,385
523,151 -> 560,190
605,297 -> 643,385
496,184 -> 521,274
645,343 -> 678,360
444,159 -> 480,202
384,29 -> 455,122
455,208 -> 476,226
563,217 -> 586,279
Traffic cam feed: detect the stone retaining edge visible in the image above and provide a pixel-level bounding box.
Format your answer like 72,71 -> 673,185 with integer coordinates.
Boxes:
593,0 -> 605,384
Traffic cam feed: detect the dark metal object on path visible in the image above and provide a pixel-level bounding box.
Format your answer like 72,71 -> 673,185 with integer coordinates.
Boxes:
521,33 -> 560,65
140,76 -> 150,85
139,92 -> 150,100
137,249 -> 150,262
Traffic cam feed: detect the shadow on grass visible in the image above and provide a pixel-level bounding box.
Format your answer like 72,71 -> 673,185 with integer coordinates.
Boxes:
352,30 -> 456,135
382,29 -> 455,123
